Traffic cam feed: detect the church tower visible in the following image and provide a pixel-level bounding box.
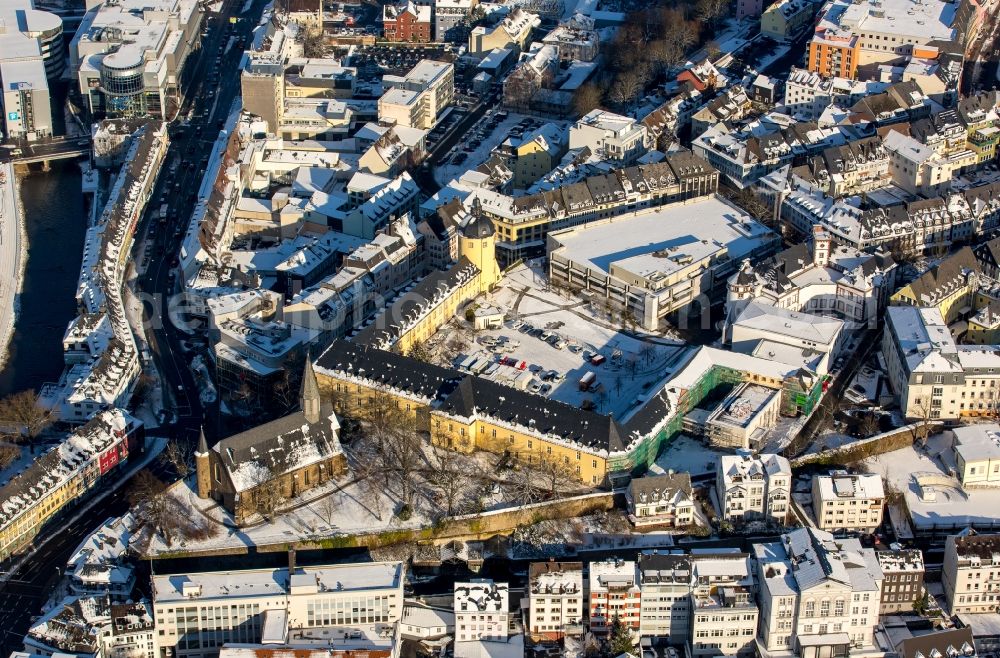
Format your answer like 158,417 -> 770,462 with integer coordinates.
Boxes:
301,353 -> 322,425
458,198 -> 501,293
195,427 -> 212,500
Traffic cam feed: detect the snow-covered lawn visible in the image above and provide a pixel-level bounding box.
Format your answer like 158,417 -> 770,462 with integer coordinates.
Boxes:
138,440 -> 599,557
654,435 -> 723,478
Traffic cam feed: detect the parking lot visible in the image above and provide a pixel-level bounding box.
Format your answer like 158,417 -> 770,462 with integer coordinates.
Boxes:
346,44 -> 456,80
427,263 -> 689,419
433,111 -> 568,186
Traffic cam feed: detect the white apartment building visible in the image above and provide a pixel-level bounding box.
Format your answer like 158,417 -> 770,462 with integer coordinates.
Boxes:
952,424 -> 1000,489
812,472 -> 885,533
884,130 -> 957,197
152,561 -> 405,658
72,0 -> 203,118
528,561 -> 583,640
626,472 -> 695,528
435,0 -> 478,41
755,528 -> 884,655
454,580 -> 509,642
782,68 -> 887,121
378,59 -> 454,129
882,306 -> 1000,421
590,560 -> 641,636
636,549 -> 758,656
716,452 -> 792,524
690,555 -> 759,658
943,533 -> 1000,615
569,109 -> 648,165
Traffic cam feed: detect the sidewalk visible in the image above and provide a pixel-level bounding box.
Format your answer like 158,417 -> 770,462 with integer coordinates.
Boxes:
0,435 -> 167,584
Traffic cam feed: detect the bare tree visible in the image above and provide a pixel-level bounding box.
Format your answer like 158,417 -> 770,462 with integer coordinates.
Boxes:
127,469 -> 175,546
573,82 -> 604,117
0,444 -> 19,470
608,70 -> 644,112
315,493 -> 339,526
858,412 -> 881,438
272,368 -> 302,414
430,445 -> 470,517
640,342 -> 657,366
161,440 -> 194,478
0,390 -> 53,452
383,425 -> 425,506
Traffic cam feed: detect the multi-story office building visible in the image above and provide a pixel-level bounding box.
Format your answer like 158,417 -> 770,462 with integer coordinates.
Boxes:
943,533 -> 1000,615
690,555 -> 758,658
72,0 -> 203,118
877,546 -> 925,614
528,562 -> 583,640
755,528 -> 884,655
590,560 -> 641,636
454,580 -> 509,642
152,561 -> 405,658
716,453 -> 792,525
812,472 -> 885,533
378,59 -> 454,130
638,553 -> 693,639
0,0 -> 62,140
806,0 -> 959,79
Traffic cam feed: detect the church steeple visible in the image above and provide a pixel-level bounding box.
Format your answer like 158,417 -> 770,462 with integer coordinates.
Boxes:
300,352 -> 321,424
196,426 -> 209,456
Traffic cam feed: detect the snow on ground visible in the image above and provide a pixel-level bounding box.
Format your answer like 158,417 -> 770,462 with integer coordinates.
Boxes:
433,113 -> 572,188
653,434 -> 722,478
140,441 -> 599,557
866,431 -> 1000,531
433,262 -> 687,420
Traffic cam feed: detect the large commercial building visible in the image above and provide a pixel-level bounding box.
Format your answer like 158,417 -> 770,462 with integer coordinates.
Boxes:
943,533 -> 1000,615
152,561 -> 405,658
806,0 -> 960,79
569,110 -> 648,166
72,0 -> 203,119
0,0 -> 63,140
547,195 -> 779,331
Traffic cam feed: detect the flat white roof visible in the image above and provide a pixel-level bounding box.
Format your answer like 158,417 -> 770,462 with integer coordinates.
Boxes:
550,196 -> 775,283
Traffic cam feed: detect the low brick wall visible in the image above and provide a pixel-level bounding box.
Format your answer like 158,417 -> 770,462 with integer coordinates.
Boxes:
791,422 -> 944,468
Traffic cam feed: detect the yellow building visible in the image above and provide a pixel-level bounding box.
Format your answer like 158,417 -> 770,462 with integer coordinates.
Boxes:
458,199 -> 501,292
352,257 -> 483,354
890,246 -> 981,324
314,341 -> 625,485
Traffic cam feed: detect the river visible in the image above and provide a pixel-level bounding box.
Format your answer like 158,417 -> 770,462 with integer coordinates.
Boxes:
0,162 -> 87,397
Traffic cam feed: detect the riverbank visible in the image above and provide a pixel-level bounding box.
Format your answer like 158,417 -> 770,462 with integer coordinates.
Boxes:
0,162 -> 27,375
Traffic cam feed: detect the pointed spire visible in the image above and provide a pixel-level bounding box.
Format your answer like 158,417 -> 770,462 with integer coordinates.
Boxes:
196,426 -> 209,456
301,351 -> 321,424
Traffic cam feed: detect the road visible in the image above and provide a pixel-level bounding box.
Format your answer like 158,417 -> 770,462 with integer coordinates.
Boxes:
962,6 -> 1000,95
0,0 -> 269,648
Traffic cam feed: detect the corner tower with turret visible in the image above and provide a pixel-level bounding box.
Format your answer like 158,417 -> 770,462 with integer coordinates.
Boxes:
458,198 -> 501,293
